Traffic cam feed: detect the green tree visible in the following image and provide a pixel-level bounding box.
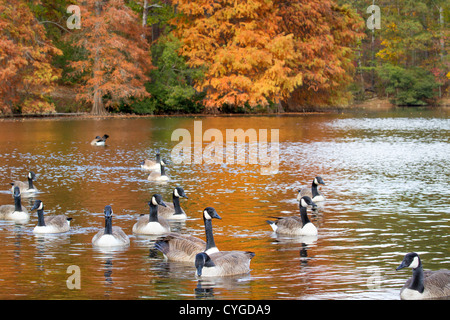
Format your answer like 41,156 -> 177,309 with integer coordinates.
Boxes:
340,0 -> 449,103
377,64 -> 439,105
123,34 -> 205,114
146,33 -> 205,113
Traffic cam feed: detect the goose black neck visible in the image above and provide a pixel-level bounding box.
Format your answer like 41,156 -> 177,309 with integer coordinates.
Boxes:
203,218 -> 217,251
160,165 -> 166,176
311,182 -> 319,198
28,177 -> 34,190
149,203 -> 159,222
172,194 -> 183,215
14,195 -> 22,212
104,216 -> 113,235
299,204 -> 311,226
409,263 -> 425,293
156,154 -> 161,162
37,209 -> 46,226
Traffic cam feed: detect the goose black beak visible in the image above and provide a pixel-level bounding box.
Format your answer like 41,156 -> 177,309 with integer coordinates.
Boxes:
30,200 -> 41,211
396,261 -> 407,271
159,200 -> 167,207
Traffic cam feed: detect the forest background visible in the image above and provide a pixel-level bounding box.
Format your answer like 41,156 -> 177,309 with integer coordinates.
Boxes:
0,0 -> 448,115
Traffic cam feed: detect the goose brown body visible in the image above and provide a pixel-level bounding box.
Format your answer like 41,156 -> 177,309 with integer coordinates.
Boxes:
195,251 -> 255,277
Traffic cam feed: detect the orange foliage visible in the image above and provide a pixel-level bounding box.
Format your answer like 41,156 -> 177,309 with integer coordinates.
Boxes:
172,0 -> 364,110
0,0 -> 62,114
68,0 -> 153,114
173,0 -> 302,109
277,0 -> 365,108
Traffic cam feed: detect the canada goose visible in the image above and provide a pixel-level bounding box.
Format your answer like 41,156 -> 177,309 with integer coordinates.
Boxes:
147,160 -> 169,181
140,149 -> 161,171
154,207 -> 222,262
297,176 -> 326,202
158,187 -> 188,220
195,251 -> 255,277
396,252 -> 450,300
10,171 -> 38,194
90,134 -> 109,146
266,196 -> 318,236
132,194 -> 170,235
92,205 -> 130,247
0,186 -> 29,221
30,200 -> 72,234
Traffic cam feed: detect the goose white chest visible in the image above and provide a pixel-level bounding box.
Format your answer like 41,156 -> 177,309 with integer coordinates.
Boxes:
298,223 -> 318,236
93,234 -> 127,247
33,223 -> 69,234
134,221 -> 169,235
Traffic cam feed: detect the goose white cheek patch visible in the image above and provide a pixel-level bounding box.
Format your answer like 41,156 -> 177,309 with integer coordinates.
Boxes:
410,256 -> 419,269
301,198 -> 307,207
204,210 -> 211,220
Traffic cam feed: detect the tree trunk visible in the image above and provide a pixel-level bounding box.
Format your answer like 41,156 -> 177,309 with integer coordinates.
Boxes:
92,89 -> 106,115
142,0 -> 148,28
142,1 -> 162,42
438,6 -> 444,99
91,0 -> 107,115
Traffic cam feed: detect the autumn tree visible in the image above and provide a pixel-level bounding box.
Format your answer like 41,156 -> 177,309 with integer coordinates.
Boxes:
171,0 -> 364,111
172,0 -> 303,110
68,0 -> 153,115
0,0 -> 62,115
276,0 -> 365,109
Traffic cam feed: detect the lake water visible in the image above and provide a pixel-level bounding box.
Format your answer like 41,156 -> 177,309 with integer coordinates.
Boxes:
0,107 -> 448,300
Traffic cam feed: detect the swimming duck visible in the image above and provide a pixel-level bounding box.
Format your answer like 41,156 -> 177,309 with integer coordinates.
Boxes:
90,134 -> 109,146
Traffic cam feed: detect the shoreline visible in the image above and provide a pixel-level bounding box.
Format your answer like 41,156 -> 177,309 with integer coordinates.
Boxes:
1,98 -> 448,121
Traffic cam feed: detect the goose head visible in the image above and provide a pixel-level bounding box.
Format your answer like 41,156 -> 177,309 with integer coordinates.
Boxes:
104,205 -> 113,219
30,199 -> 44,211
13,186 -> 21,198
397,252 -> 421,271
299,196 -> 317,209
103,205 -> 114,234
149,194 -> 167,207
31,200 -> 47,226
313,176 -> 325,186
28,171 -> 37,181
195,252 -> 215,277
174,187 -> 188,199
203,207 -> 221,220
